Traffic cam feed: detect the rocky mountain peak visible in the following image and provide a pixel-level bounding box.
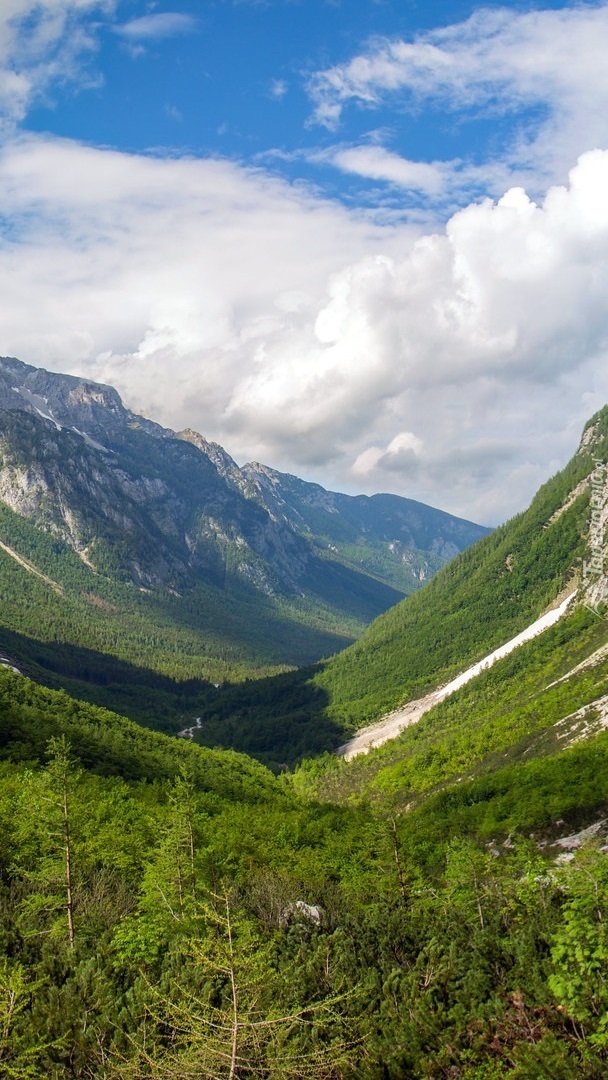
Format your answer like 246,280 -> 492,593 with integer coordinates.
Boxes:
0,356 -> 168,445
178,429 -> 241,479
0,357 -> 491,630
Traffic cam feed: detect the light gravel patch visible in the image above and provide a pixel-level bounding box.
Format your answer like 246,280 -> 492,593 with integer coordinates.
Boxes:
337,592 -> 577,761
0,539 -> 63,594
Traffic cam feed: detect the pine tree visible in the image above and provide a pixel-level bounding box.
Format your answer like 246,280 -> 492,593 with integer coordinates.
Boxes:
115,887 -> 358,1078
15,737 -> 81,950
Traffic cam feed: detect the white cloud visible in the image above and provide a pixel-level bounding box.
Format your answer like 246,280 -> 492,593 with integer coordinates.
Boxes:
0,132 -> 401,453
0,135 -> 607,521
308,4 -> 608,195
0,0 -> 109,126
0,3 -> 608,523
270,79 -> 287,99
353,432 -> 424,476
327,146 -> 445,195
115,12 -> 197,41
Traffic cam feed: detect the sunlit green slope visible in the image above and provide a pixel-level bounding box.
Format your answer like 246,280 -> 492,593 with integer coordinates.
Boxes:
5,599 -> 608,1076
313,409 -> 608,728
194,407 -> 608,764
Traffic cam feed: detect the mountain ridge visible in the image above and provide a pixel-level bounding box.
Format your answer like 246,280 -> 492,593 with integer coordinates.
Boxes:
0,355 -> 489,599
0,355 -> 488,727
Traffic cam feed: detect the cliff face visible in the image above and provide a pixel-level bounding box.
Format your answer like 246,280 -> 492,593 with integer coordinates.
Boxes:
574,419 -> 608,614
0,356 -> 488,612
179,435 -> 491,596
0,361 -> 311,593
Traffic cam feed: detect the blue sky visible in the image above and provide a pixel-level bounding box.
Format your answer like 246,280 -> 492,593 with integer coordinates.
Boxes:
24,0 -> 585,212
1,0 -> 608,523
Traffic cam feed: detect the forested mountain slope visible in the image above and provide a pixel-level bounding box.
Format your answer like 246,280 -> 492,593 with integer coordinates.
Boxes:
2,397 -> 608,1076
286,405 -> 608,871
313,409 -> 608,726
195,407 -> 608,764
0,356 -> 487,721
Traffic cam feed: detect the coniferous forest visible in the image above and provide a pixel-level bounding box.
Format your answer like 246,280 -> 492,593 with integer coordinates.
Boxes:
4,0 -> 608,1068
3,668 -> 608,1078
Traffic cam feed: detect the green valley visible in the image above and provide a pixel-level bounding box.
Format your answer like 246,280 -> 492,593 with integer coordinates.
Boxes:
193,408 -> 607,765
2,364 -> 608,1076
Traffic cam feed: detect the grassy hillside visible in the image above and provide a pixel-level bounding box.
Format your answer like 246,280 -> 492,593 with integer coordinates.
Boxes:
312,418 -> 602,727
194,408 -> 608,763
295,602 -> 608,802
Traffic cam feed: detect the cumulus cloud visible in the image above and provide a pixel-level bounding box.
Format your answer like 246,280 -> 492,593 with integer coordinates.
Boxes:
308,4 -> 608,194
1,3 -> 608,523
0,135 -> 607,521
0,132 -> 398,450
353,432 -> 424,476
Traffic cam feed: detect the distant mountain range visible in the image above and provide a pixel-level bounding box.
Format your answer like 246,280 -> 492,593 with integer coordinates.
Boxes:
0,356 -> 488,722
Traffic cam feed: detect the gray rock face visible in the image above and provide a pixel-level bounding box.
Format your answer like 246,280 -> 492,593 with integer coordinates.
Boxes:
0,356 -> 130,438
216,459 -> 491,593
0,356 -> 489,608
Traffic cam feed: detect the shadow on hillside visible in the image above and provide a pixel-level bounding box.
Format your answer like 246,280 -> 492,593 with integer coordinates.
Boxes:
0,627 -> 339,767
148,576 -> 359,669
0,627 -> 215,734
301,555 -> 405,624
192,665 -> 338,770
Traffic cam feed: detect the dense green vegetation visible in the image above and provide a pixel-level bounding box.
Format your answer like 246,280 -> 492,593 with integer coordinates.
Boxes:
312,448 -> 592,727
3,381 -> 608,1075
0,499 -> 361,677
295,604 -> 608,806
0,496 -> 371,736
3,668 -> 608,1076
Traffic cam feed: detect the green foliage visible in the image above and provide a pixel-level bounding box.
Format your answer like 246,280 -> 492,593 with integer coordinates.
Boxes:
313,467 -> 588,727
305,605 -> 608,805
0,960 -> 61,1077
4,663 -> 608,1075
549,850 -> 608,1044
2,406 -> 608,1075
